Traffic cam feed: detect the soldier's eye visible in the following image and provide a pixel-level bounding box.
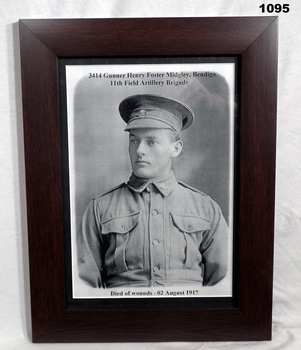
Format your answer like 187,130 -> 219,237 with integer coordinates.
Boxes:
130,139 -> 138,144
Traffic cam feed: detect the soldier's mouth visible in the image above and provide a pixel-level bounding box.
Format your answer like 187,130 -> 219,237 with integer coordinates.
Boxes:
136,160 -> 150,164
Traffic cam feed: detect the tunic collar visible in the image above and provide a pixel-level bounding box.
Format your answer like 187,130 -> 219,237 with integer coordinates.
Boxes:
127,171 -> 178,197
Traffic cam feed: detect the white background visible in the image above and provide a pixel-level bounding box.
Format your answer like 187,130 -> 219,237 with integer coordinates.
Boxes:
1,0 -> 301,349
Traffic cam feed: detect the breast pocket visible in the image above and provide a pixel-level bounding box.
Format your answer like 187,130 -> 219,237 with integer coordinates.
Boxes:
170,213 -> 211,269
101,211 -> 141,273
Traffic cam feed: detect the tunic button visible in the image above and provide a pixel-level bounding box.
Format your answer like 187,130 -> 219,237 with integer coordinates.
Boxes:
152,239 -> 159,245
152,209 -> 159,216
187,225 -> 193,231
120,225 -> 125,232
153,266 -> 159,272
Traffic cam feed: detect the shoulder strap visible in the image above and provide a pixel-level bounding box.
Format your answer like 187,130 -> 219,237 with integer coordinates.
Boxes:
178,181 -> 207,196
94,183 -> 126,198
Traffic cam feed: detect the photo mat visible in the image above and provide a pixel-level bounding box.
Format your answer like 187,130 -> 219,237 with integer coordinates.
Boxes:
60,57 -> 237,304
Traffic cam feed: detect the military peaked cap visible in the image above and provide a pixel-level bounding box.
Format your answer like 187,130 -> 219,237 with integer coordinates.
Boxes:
119,94 -> 194,133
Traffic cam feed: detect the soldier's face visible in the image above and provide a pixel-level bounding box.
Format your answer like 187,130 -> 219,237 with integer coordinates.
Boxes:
129,128 -> 182,180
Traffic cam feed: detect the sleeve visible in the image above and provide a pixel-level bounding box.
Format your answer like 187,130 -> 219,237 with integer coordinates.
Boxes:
200,198 -> 229,286
77,199 -> 104,288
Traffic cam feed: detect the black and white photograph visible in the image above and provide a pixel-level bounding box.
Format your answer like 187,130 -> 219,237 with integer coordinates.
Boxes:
63,60 -> 236,299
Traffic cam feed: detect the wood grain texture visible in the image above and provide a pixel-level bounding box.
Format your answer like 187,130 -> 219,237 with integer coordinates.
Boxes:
19,17 -> 278,342
19,20 -> 66,341
239,19 -> 278,338
20,17 -> 276,56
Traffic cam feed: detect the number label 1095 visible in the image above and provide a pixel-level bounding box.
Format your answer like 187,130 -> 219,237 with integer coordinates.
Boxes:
259,4 -> 290,13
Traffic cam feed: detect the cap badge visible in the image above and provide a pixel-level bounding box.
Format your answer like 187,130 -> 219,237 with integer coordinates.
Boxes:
138,109 -> 147,116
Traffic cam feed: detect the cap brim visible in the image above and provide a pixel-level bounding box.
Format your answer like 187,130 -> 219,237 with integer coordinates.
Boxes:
124,118 -> 176,131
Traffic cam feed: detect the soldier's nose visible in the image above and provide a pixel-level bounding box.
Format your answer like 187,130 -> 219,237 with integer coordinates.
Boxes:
136,142 -> 146,155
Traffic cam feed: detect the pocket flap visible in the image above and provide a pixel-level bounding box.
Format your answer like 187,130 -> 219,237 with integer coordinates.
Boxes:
171,213 -> 211,233
101,211 -> 140,234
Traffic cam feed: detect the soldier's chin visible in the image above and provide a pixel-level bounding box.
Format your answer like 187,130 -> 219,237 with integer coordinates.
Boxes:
133,168 -> 153,180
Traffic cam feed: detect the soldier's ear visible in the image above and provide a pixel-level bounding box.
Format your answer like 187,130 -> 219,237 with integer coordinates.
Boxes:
171,140 -> 183,158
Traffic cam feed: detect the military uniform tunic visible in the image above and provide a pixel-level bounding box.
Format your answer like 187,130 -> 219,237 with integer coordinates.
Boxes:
77,171 -> 228,288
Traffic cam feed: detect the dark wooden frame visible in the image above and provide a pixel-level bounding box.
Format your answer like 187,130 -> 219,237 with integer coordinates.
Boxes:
19,17 -> 278,343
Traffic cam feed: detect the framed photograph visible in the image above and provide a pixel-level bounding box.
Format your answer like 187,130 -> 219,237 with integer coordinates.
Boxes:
19,17 -> 278,342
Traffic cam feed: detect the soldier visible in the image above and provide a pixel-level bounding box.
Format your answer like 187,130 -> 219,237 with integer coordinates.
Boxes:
77,94 -> 228,288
